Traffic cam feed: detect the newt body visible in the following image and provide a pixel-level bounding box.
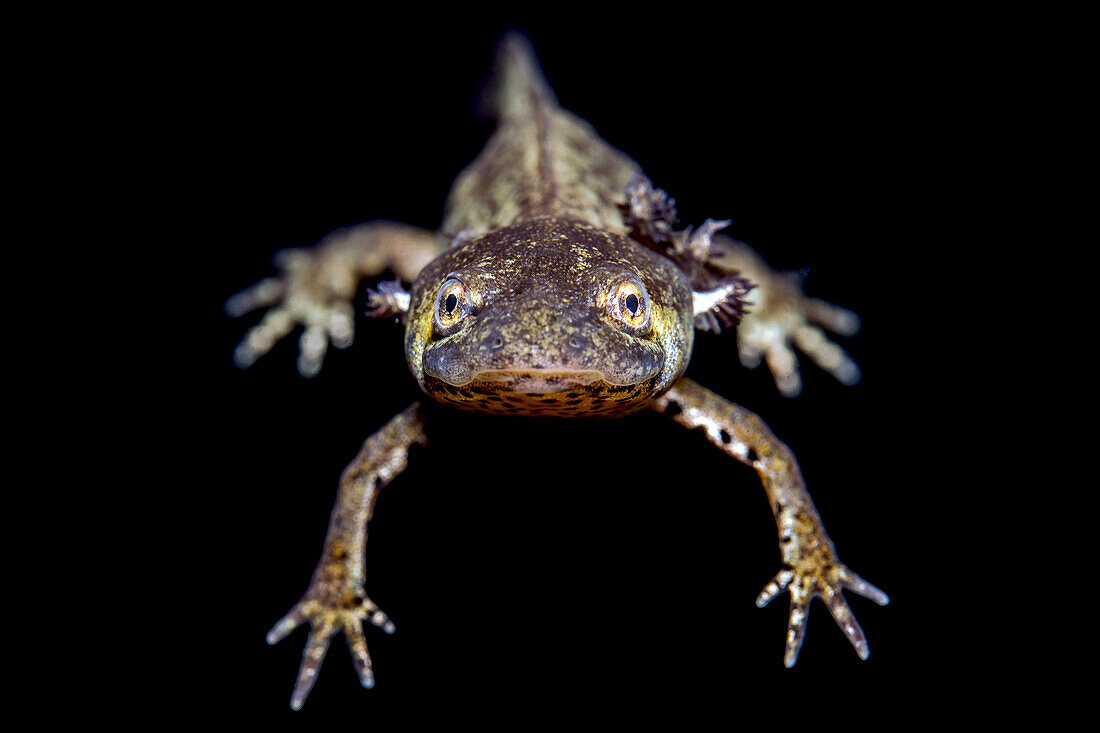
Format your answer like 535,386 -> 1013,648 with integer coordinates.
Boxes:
229,35 -> 887,709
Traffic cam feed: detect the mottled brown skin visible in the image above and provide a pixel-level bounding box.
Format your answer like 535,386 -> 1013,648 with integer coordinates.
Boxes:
652,380 -> 888,666
441,39 -> 637,238
264,405 -> 429,709
229,34 -> 887,709
405,217 -> 694,417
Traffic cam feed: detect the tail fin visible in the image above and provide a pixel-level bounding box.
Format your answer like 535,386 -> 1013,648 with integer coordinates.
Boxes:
488,31 -> 557,120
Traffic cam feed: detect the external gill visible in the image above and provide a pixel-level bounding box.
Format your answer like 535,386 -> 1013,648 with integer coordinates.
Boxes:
366,279 -> 411,319
693,276 -> 754,332
681,218 -> 754,332
620,174 -> 753,331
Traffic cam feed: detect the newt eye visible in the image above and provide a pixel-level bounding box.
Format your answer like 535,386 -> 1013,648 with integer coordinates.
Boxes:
625,293 -> 639,315
434,277 -> 472,332
609,278 -> 651,331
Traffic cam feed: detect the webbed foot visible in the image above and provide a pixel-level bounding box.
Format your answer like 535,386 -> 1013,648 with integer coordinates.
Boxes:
757,558 -> 888,667
267,583 -> 395,709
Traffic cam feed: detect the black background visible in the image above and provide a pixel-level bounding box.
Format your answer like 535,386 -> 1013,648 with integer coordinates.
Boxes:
120,8 -> 996,724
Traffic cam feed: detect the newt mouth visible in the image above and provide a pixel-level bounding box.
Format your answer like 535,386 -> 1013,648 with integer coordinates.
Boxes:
422,370 -> 658,418
467,369 -> 610,394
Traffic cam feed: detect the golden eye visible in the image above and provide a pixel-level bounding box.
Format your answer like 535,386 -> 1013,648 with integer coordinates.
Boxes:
433,277 -> 472,332
609,278 -> 651,331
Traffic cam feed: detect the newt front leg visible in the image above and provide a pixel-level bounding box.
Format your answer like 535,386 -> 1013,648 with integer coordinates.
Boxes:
266,403 -> 429,709
652,378 -> 887,666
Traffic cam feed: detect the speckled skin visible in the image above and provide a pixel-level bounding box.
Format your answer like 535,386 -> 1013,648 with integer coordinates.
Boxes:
229,34 -> 887,710
405,217 -> 694,417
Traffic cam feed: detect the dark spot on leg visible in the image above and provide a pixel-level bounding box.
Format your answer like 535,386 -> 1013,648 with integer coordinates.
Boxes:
747,448 -> 759,463
719,429 -> 732,444
663,400 -> 682,417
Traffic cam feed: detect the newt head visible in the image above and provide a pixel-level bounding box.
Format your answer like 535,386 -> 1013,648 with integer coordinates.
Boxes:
403,218 -> 695,417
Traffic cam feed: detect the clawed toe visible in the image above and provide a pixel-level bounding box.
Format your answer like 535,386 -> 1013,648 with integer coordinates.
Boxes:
757,564 -> 886,667
267,594 -> 393,710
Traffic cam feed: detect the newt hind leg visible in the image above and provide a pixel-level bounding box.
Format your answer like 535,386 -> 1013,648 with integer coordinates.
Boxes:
709,235 -> 862,397
227,222 -> 445,377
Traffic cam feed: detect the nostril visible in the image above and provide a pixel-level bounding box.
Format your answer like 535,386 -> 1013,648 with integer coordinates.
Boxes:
485,330 -> 505,350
